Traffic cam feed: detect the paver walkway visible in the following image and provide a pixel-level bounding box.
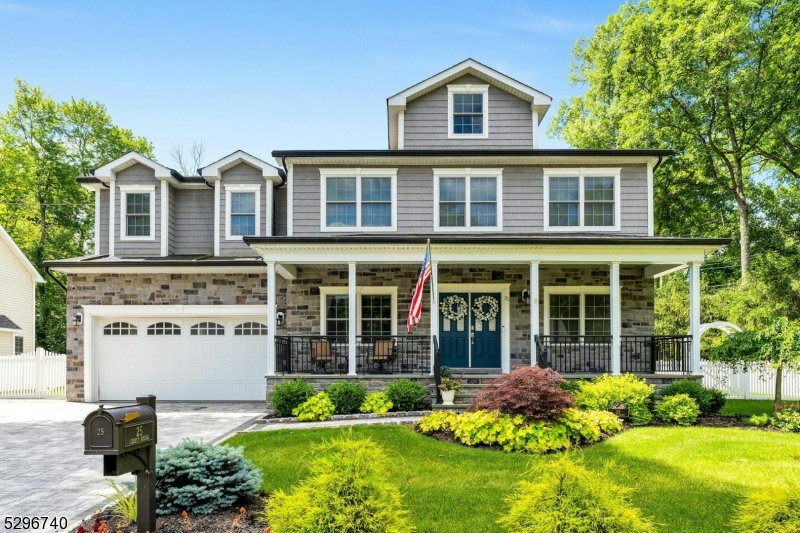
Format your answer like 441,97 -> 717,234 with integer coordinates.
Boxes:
0,400 -> 263,531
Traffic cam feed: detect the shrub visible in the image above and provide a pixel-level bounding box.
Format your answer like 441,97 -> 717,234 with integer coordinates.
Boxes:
360,392 -> 393,414
469,366 -> 574,419
558,379 -> 584,395
576,374 -> 655,425
655,393 -> 700,425
772,404 -> 800,432
658,379 -> 726,414
326,381 -> 367,415
156,440 -> 262,515
440,366 -> 453,379
417,409 -> 623,453
386,379 -> 428,411
263,437 -> 414,532
272,378 -> 314,417
731,487 -> 800,532
498,455 -> 655,533
748,413 -> 771,427
293,392 -> 336,421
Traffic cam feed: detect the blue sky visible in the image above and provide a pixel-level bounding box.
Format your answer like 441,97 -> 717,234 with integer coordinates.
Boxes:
0,1 -> 625,165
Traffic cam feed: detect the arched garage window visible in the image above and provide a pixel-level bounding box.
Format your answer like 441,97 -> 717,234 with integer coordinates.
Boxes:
234,322 -> 268,335
190,322 -> 225,336
103,322 -> 138,335
147,322 -> 181,335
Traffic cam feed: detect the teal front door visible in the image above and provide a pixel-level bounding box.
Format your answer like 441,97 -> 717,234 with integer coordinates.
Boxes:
439,292 -> 502,368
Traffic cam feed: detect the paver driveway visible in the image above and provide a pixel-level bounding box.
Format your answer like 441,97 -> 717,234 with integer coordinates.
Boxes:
0,400 -> 263,530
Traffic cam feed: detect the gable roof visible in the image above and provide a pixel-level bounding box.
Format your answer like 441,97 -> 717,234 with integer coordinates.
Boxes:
0,224 -> 45,283
92,151 -> 179,181
0,315 -> 22,331
199,150 -> 282,182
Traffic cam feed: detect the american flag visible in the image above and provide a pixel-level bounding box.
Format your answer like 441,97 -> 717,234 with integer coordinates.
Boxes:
407,241 -> 432,333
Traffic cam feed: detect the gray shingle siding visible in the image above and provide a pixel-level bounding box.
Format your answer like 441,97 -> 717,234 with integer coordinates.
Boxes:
274,186 -> 287,236
292,163 -> 650,236
114,163 -> 161,256
404,74 -> 534,149
219,163 -> 262,257
174,189 -> 214,255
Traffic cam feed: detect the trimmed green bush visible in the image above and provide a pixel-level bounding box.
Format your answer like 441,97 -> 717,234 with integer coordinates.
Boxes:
386,379 -> 428,411
498,454 -> 655,533
658,379 -> 726,414
748,413 -> 771,427
156,440 -> 262,515
360,392 -> 394,414
272,378 -> 314,417
655,393 -> 700,425
263,437 -> 414,532
293,392 -> 336,422
326,381 -> 367,415
731,487 -> 800,532
576,374 -> 655,425
772,405 -> 800,432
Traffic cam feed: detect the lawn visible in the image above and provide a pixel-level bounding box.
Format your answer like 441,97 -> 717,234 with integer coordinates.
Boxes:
228,423 -> 800,533
721,399 -> 775,416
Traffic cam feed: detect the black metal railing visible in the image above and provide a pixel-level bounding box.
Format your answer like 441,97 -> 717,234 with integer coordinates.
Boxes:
274,335 -> 430,375
537,335 -> 612,373
620,335 -> 692,374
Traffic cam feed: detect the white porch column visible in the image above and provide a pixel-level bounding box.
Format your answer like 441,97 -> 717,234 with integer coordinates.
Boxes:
530,261 -> 539,366
266,261 -> 276,376
689,262 -> 701,374
108,180 -> 115,257
610,262 -> 622,374
430,261 -> 439,375
348,262 -> 357,376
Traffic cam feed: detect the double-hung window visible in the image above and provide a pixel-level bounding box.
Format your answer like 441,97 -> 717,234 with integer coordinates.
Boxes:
434,169 -> 502,231
544,287 -> 611,340
320,169 -> 396,231
320,287 -> 397,338
448,84 -> 489,139
544,168 -> 621,231
119,185 -> 155,241
224,184 -> 261,239
14,336 -> 23,354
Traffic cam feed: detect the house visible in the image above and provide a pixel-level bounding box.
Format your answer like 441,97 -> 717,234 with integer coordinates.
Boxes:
0,224 -> 45,355
45,59 -> 728,403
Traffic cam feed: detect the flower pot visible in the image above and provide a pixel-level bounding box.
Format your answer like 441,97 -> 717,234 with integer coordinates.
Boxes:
441,389 -> 456,406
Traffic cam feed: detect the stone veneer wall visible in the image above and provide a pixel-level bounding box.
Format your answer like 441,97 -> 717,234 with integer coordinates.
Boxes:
65,273 -> 287,401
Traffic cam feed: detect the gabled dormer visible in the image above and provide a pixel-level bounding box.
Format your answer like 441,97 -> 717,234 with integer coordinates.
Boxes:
387,59 -> 552,150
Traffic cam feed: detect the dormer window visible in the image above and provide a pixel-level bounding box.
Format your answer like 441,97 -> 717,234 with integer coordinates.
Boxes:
447,84 -> 489,139
119,185 -> 155,241
224,184 -> 261,239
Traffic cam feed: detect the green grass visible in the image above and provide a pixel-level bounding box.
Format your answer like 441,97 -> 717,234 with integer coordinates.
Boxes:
228,424 -> 800,533
720,399 -> 776,417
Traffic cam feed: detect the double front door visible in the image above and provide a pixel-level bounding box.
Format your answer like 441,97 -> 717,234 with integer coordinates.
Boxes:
439,292 -> 501,368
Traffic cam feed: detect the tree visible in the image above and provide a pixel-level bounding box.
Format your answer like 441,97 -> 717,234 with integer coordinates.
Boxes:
0,80 -> 153,351
549,0 -> 800,280
169,140 -> 205,176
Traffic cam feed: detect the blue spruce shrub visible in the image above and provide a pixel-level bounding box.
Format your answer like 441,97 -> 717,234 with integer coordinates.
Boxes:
156,440 -> 262,515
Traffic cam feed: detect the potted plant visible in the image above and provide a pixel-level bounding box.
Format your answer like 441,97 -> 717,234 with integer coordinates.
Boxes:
438,377 -> 462,405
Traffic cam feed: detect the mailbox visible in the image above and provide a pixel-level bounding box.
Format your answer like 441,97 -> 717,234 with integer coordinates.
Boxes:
84,403 -> 157,456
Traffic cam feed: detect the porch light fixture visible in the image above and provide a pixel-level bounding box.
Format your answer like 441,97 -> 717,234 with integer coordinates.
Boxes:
72,312 -> 83,327
520,289 -> 530,306
276,311 -> 286,327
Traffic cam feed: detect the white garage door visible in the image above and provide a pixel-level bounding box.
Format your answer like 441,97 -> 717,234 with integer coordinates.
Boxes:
97,317 -> 268,401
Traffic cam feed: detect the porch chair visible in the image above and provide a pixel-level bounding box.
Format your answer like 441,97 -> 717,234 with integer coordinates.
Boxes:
370,338 -> 396,373
310,338 -> 335,373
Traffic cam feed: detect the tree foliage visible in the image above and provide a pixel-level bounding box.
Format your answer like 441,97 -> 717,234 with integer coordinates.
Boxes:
0,81 -> 152,351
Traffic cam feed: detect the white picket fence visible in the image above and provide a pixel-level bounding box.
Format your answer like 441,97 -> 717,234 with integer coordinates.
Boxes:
701,360 -> 800,400
0,348 -> 66,399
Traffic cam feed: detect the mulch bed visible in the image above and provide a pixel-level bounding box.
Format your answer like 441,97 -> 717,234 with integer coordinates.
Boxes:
70,496 -> 268,533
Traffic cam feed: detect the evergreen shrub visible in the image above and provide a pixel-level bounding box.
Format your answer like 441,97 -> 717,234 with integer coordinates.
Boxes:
271,378 -> 314,417
655,393 -> 700,425
156,440 -> 262,515
326,381 -> 367,415
293,392 -> 336,421
360,392 -> 393,414
576,374 -> 655,425
731,487 -> 800,533
658,379 -> 726,414
386,379 -> 428,411
469,366 -> 574,419
263,437 -> 414,532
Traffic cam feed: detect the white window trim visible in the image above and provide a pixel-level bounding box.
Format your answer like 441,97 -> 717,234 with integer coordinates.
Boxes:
447,84 -> 489,139
224,184 -> 261,240
13,335 -> 23,354
319,286 -> 398,336
319,168 -> 398,232
433,168 -> 503,232
543,167 -> 622,232
543,285 -> 611,335
119,184 -> 156,241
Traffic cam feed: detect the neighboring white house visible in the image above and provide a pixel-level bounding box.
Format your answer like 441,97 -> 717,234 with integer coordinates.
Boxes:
0,224 -> 44,355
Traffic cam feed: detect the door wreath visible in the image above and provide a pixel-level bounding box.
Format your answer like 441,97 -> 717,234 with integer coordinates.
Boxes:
472,295 -> 499,322
441,295 -> 469,322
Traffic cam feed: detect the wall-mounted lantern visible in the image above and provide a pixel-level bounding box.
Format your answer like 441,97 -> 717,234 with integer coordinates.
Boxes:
519,289 -> 530,306
72,312 -> 83,327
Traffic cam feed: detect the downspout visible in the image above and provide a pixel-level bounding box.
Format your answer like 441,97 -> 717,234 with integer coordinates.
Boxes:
274,156 -> 288,236
653,155 -> 664,171
45,267 -> 67,291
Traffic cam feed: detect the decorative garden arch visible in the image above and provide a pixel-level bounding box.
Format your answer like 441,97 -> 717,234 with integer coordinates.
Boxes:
697,321 -> 743,338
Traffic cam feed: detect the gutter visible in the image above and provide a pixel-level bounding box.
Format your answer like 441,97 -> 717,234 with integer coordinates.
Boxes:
44,267 -> 67,291
271,148 -> 675,158
243,235 -> 731,247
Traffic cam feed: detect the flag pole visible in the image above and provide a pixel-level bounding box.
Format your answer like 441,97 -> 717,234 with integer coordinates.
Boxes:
427,238 -> 437,302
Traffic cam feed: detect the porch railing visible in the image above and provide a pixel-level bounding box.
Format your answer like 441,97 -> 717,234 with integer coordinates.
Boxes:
274,335 -> 430,375
536,335 -> 693,375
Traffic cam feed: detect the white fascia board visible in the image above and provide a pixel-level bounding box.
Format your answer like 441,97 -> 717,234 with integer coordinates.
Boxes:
201,150 -> 281,182
0,224 -> 45,283
645,263 -> 688,278
93,151 -> 175,181
387,59 -> 552,110
80,304 -> 268,317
